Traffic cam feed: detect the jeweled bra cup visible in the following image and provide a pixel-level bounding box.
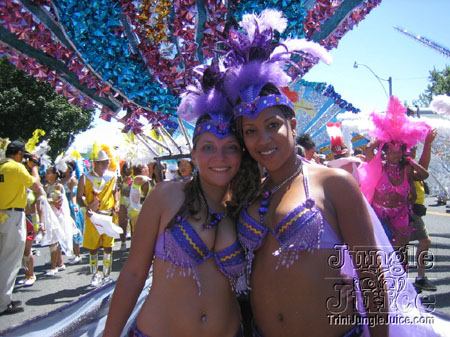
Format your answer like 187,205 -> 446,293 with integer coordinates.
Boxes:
237,166 -> 341,274
154,213 -> 247,295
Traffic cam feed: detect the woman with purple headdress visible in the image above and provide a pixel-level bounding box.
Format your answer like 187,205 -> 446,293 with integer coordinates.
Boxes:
219,9 -> 450,337
220,9 -> 389,337
221,10 -> 448,337
103,65 -> 251,337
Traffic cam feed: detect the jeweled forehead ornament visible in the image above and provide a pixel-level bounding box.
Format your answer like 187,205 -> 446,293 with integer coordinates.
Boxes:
193,119 -> 235,139
233,91 -> 294,119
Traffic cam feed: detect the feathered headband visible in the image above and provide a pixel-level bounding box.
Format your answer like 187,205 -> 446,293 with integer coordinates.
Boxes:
222,9 -> 332,119
326,122 -> 347,155
369,96 -> 430,149
177,61 -> 235,139
24,129 -> 51,167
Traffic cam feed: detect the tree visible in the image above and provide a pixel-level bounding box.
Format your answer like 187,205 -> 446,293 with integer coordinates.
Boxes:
0,57 -> 95,159
414,65 -> 450,107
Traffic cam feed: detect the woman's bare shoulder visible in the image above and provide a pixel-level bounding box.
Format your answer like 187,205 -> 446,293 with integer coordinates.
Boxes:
308,164 -> 355,185
138,181 -> 185,231
148,181 -> 184,202
143,181 -> 185,217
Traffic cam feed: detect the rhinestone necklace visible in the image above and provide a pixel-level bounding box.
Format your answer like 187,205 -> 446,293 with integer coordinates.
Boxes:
259,158 -> 303,224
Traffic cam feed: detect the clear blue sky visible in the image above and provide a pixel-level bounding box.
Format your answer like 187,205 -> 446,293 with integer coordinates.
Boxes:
304,0 -> 450,113
73,0 -> 450,149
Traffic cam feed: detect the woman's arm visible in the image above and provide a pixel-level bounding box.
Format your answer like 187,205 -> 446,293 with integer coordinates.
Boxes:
419,128 -> 437,170
406,166 -> 417,204
76,176 -> 86,207
364,139 -> 381,162
407,157 -> 429,182
102,182 -> 179,337
327,170 -> 389,337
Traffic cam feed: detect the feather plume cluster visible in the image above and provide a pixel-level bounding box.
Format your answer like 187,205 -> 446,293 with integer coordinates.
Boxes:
100,144 -> 118,172
240,9 -> 287,42
430,95 -> 450,116
326,122 -> 343,145
54,151 -> 69,173
25,129 -> 46,153
369,96 -> 430,149
33,140 -> 51,168
177,61 -> 233,123
222,9 -> 332,105
116,131 -> 158,166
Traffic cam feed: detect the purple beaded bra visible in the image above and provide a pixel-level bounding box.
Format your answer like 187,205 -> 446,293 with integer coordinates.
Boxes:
237,163 -> 325,275
154,209 -> 247,295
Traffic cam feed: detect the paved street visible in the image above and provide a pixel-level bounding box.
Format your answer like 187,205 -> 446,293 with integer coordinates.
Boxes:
0,237 -> 130,333
0,197 -> 449,334
408,197 -> 450,319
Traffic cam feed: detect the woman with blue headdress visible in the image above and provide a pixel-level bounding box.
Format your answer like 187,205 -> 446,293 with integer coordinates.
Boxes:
223,9 -> 447,337
103,63 -> 252,337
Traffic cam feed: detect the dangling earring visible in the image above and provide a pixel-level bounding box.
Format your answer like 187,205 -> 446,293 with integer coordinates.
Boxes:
193,167 -> 199,177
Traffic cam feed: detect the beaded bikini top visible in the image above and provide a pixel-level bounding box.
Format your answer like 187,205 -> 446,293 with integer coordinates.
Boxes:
154,210 -> 247,295
237,165 -> 340,271
375,165 -> 410,199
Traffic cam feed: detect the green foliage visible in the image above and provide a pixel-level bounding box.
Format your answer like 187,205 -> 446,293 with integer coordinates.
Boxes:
414,65 -> 450,107
0,57 -> 95,159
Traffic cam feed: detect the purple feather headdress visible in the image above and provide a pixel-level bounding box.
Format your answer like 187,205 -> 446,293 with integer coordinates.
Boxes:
222,9 -> 332,119
178,61 -> 235,139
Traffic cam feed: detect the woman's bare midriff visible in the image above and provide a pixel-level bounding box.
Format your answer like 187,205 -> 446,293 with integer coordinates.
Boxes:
136,258 -> 241,337
372,190 -> 406,209
251,236 -> 358,337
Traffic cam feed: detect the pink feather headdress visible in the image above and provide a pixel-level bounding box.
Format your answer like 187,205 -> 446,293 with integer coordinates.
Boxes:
369,96 -> 430,149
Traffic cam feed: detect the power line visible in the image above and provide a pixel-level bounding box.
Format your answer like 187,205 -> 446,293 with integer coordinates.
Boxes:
394,77 -> 428,81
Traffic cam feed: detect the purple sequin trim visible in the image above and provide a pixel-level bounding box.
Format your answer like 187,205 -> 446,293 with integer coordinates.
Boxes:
193,121 -> 234,139
233,93 -> 294,119
156,215 -> 247,295
237,169 -> 324,273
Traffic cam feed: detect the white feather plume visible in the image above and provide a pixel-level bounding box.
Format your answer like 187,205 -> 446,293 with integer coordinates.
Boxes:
240,9 -> 287,42
32,140 -> 52,167
430,95 -> 450,116
272,38 -> 333,65
54,152 -> 69,173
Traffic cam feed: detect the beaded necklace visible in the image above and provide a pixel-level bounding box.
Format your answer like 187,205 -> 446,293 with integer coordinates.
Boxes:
194,174 -> 225,230
258,158 -> 303,225
204,208 -> 224,229
386,162 -> 402,181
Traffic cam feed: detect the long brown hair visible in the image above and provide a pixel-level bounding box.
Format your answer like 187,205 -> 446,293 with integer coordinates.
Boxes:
232,82 -> 296,209
169,114 -> 261,227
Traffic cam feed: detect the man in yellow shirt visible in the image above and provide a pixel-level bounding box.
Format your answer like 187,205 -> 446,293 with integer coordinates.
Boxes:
77,150 -> 119,287
0,140 -> 41,315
